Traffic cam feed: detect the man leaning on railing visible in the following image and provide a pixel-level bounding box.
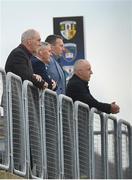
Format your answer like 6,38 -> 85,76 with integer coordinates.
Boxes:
66,59 -> 120,114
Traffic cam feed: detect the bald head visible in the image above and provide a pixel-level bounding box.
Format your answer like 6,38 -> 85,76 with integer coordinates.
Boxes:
74,59 -> 93,81
21,29 -> 41,53
21,29 -> 40,43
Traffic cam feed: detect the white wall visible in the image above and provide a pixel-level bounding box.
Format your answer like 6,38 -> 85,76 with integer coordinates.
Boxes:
0,0 -> 132,123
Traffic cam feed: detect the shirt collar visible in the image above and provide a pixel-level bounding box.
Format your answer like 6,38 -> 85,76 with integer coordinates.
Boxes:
52,53 -> 61,61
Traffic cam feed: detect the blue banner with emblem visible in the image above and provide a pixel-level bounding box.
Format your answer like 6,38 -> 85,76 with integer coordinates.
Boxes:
53,16 -> 85,81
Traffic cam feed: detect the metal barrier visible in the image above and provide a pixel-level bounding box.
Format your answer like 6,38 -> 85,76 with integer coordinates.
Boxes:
22,80 -> 44,179
59,94 -> 76,179
0,68 -> 10,170
1,70 -> 132,179
74,101 -> 91,179
6,72 -> 26,176
105,114 -> 119,178
41,89 -> 61,179
118,119 -> 132,179
90,108 -> 106,179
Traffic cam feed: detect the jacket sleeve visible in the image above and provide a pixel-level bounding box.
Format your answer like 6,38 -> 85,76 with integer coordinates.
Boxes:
5,50 -> 45,89
32,61 -> 53,89
86,91 -> 111,114
66,80 -> 111,114
6,51 -> 33,81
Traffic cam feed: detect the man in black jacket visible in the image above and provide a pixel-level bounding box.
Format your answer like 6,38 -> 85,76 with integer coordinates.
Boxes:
66,59 -> 120,114
5,29 -> 48,89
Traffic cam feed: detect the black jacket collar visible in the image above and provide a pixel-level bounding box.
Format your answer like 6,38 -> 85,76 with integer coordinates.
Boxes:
19,44 -> 32,58
73,74 -> 89,86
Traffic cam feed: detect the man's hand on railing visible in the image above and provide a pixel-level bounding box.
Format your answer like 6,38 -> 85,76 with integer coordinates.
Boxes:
33,74 -> 42,82
32,74 -> 46,89
51,80 -> 57,90
43,82 -> 48,89
110,102 -> 120,114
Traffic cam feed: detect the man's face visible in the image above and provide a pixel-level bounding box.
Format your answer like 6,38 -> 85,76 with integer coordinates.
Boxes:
79,62 -> 93,81
30,32 -> 41,53
41,45 -> 52,64
52,38 -> 64,56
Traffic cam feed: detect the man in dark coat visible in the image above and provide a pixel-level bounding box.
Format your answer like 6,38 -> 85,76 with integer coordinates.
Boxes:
66,59 -> 120,114
5,29 -> 48,89
31,42 -> 57,90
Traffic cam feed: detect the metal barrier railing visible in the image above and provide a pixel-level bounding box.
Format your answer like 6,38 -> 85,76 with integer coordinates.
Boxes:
6,72 -> 26,176
0,68 -> 132,179
41,89 -> 61,179
59,94 -> 76,179
74,101 -> 91,179
105,114 -> 119,178
118,119 -> 132,179
0,68 -> 10,170
23,80 -> 44,179
90,108 -> 107,179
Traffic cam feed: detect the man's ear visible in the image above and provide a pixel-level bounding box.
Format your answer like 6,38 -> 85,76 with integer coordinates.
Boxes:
27,39 -> 32,45
77,69 -> 82,76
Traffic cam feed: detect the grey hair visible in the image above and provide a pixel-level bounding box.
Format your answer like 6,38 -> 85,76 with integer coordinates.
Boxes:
21,29 -> 38,43
73,59 -> 86,73
36,41 -> 50,53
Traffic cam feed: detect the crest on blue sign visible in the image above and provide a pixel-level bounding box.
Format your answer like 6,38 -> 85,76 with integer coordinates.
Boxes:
63,43 -> 77,62
60,21 -> 76,40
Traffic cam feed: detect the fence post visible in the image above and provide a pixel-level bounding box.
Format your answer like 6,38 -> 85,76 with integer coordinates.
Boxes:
74,101 -> 91,179
22,80 -> 44,179
90,107 -> 107,179
118,119 -> 132,179
0,68 -> 10,170
41,89 -> 61,179
59,94 -> 76,179
105,114 -> 119,178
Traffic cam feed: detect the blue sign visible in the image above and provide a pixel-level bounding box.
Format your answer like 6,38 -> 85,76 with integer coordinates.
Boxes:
53,16 -> 85,81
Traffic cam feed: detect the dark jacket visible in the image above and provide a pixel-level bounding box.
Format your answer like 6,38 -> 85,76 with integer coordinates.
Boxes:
31,55 -> 53,90
5,44 -> 45,89
66,74 -> 111,113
